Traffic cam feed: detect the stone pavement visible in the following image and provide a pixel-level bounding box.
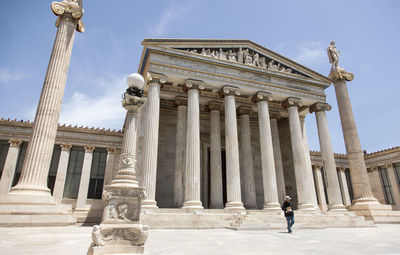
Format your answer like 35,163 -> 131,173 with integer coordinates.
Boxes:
1,225 -> 399,255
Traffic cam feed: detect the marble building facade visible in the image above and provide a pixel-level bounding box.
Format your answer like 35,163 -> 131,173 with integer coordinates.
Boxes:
0,39 -> 399,225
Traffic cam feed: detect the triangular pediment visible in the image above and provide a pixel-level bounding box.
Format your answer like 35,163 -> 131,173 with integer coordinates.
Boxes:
141,39 -> 331,84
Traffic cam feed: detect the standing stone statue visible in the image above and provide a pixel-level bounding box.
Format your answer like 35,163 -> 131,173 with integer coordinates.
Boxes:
237,47 -> 244,63
327,41 -> 340,69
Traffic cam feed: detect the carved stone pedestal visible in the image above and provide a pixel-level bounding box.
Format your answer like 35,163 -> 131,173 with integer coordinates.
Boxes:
88,187 -> 148,255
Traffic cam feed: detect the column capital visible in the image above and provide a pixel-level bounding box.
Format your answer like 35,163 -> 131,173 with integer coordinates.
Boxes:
208,101 -> 224,112
60,143 -> 72,151
269,111 -> 281,120
219,86 -> 240,97
237,106 -> 252,116
370,166 -> 378,171
184,79 -> 205,92
282,97 -> 303,109
84,145 -> 95,153
337,167 -> 346,172
175,96 -> 188,107
107,147 -> 116,154
314,164 -> 323,171
8,139 -> 22,148
309,102 -> 332,113
121,94 -> 146,112
252,91 -> 273,103
51,0 -> 84,32
385,163 -> 393,168
147,72 -> 167,86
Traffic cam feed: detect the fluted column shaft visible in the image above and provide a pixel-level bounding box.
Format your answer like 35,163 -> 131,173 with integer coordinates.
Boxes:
102,148 -> 116,191
313,165 -> 328,211
209,102 -> 224,209
338,168 -> 351,206
0,139 -> 22,195
300,118 -> 319,208
238,107 -> 257,209
173,97 -> 187,208
270,114 -> 286,203
222,86 -> 244,209
53,144 -> 72,204
284,98 -> 315,210
254,93 -> 280,210
141,80 -> 162,208
76,145 -> 95,210
183,81 -> 204,209
333,79 -> 376,203
11,6 -> 83,196
311,103 -> 345,210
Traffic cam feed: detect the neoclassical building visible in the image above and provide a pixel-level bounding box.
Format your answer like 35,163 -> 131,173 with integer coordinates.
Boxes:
0,39 -> 399,227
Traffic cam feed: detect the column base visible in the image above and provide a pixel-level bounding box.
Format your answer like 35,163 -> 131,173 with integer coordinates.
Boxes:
88,246 -> 144,255
328,204 -> 347,212
141,199 -> 158,209
263,202 -> 281,212
225,201 -> 245,210
297,203 -> 318,214
349,197 -> 392,212
182,200 -> 203,209
8,184 -> 52,197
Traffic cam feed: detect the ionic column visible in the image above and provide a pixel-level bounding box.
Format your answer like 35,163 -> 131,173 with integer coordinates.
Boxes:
310,103 -> 345,211
332,72 -> 382,208
182,80 -> 205,209
253,92 -> 280,210
300,117 -> 319,208
283,98 -> 316,210
52,144 -> 72,204
313,165 -> 328,211
208,101 -> 224,209
385,163 -> 400,207
75,145 -> 95,210
0,139 -> 22,195
238,106 -> 257,209
102,147 -> 116,191
173,96 -> 187,208
337,167 -> 351,206
270,112 -> 286,203
220,86 -> 244,210
10,1 -> 84,197
141,74 -> 166,209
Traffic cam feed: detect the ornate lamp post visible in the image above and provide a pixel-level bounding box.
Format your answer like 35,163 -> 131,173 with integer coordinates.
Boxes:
88,73 -> 148,255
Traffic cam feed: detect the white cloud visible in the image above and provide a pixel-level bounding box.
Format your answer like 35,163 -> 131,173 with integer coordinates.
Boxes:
58,75 -> 127,130
150,1 -> 188,36
294,41 -> 326,66
0,68 -> 29,84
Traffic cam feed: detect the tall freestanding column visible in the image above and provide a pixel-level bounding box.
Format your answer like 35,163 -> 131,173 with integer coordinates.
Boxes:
220,86 -> 244,210
182,80 -> 204,209
208,101 -> 224,209
313,165 -> 328,211
270,112 -> 286,203
283,98 -> 316,211
52,143 -> 72,204
0,139 -> 22,195
310,103 -> 345,210
238,106 -> 257,209
141,74 -> 166,209
327,41 -> 389,213
337,167 -> 351,206
173,96 -> 187,208
88,73 -> 148,254
9,1 -> 84,198
253,92 -> 280,210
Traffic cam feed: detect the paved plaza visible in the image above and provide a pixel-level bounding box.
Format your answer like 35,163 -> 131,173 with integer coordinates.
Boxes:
1,225 -> 399,255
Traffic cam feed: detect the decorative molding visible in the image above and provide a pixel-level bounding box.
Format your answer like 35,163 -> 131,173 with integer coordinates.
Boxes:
107,147 -> 116,154
51,0 -> 84,32
269,111 -> 280,120
175,96 -> 188,107
147,72 -> 167,86
84,145 -> 96,153
252,91 -> 273,103
184,79 -> 205,92
8,139 -> 22,147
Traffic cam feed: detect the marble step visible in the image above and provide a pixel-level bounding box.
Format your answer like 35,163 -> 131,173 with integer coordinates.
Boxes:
0,214 -> 75,227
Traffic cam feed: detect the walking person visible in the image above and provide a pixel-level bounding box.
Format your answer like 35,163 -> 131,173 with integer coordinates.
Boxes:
282,196 -> 294,233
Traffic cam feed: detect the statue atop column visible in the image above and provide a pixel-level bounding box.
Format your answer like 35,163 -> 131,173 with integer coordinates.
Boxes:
327,41 -> 354,82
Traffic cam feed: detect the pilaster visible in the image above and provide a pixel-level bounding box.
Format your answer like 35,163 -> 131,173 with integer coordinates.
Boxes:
0,139 -> 22,195
53,143 -> 72,204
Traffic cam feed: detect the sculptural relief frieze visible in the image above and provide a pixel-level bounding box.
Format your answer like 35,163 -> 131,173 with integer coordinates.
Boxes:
176,47 -> 306,77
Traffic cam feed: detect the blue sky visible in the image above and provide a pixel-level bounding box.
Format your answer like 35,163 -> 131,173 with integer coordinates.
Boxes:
0,0 -> 399,154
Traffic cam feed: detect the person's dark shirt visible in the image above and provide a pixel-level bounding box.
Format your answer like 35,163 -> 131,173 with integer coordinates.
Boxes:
282,201 -> 294,217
